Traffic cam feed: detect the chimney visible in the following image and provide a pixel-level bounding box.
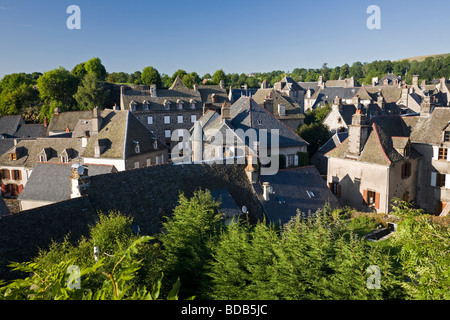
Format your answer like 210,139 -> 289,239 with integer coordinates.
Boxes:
70,164 -> 87,199
261,80 -> 267,89
262,182 -> 271,201
54,107 -> 60,115
150,84 -> 157,98
377,94 -> 385,110
245,154 -> 258,183
65,125 -> 70,133
192,121 -> 203,162
243,83 -> 248,90
318,76 -> 324,89
221,101 -> 230,120
347,110 -> 370,157
193,84 -> 198,92
211,93 -> 218,104
372,77 -> 379,86
43,116 -> 48,127
421,80 -> 426,88
421,95 -> 432,116
219,80 -> 225,90
92,107 -> 102,133
113,103 -> 119,111
412,75 -> 419,87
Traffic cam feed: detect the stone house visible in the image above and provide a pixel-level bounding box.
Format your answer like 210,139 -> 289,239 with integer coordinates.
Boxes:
120,76 -> 229,151
189,96 -> 308,169
0,137 -> 85,198
252,87 -> 305,132
326,111 -> 422,213
401,101 -> 450,214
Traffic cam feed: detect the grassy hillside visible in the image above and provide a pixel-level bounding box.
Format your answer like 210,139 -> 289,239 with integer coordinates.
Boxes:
397,53 -> 450,62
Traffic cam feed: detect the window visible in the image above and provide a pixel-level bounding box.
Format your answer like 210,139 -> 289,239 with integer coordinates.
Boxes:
329,182 -> 341,197
153,140 -> 158,149
9,153 -> 17,161
401,162 -> 411,179
286,154 -> 295,167
178,103 -> 183,110
191,115 -> 197,123
444,131 -> 450,142
61,156 -> 69,163
13,170 -> 21,181
39,155 -> 46,162
363,190 -> 380,209
143,103 -> 149,111
191,103 -> 196,110
438,147 -> 448,160
164,116 -> 170,124
431,172 -> 446,188
165,130 -> 171,138
135,144 -> 140,154
1,169 -> 10,180
177,115 -> 183,124
147,116 -> 153,125
134,162 -> 139,169
146,158 -> 152,167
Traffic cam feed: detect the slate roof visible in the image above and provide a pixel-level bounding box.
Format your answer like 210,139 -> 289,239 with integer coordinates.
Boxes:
253,166 -> 340,225
229,88 -> 259,103
80,110 -> 165,159
0,138 -> 84,169
18,162 -> 117,203
326,115 -> 422,166
252,88 -> 305,120
402,107 -> 450,145
211,188 -> 243,219
0,163 -> 265,280
376,73 -> 401,86
0,115 -> 24,136
317,132 -> 349,155
197,84 -> 229,108
14,124 -> 47,139
227,97 -> 308,148
48,110 -> 100,134
274,76 -> 304,92
120,78 -> 203,112
311,87 -> 359,108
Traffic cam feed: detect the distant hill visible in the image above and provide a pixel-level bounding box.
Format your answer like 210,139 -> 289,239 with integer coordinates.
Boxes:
396,53 -> 450,62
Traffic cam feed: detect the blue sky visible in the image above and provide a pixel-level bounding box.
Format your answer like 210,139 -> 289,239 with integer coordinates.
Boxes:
1,0 -> 450,78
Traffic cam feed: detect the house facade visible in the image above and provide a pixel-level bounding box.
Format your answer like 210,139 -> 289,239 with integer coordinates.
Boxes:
326,111 -> 421,213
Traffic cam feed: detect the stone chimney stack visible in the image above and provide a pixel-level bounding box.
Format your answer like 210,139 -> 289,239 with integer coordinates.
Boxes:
262,182 -> 271,201
377,93 -> 385,110
193,84 -> 198,92
220,80 -> 225,90
412,75 -> 419,87
318,76 -> 324,89
421,95 -> 432,116
150,84 -> 157,98
221,101 -> 230,120
92,107 -> 102,133
261,80 -> 267,89
347,110 -> 370,158
372,77 -> 379,86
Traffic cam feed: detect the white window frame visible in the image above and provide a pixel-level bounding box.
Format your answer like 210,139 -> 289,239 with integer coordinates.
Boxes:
191,115 -> 197,123
165,130 -> 171,138
147,116 -> 153,125
164,116 -> 170,124
177,115 -> 183,124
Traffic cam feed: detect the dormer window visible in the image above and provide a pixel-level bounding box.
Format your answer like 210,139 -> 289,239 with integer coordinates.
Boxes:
177,99 -> 184,110
39,155 -> 46,162
444,131 -> 450,142
143,100 -> 149,111
10,153 -> 17,161
163,100 -> 171,111
189,99 -> 196,109
153,140 -> 158,149
130,101 -> 137,112
134,141 -> 140,154
61,155 -> 69,163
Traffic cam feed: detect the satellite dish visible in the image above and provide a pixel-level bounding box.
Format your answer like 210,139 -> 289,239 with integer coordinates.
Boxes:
241,206 -> 247,214
77,165 -> 85,176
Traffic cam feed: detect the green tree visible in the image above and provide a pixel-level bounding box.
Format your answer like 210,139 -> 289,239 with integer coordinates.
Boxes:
84,57 -> 107,81
37,67 -> 79,111
158,190 -> 224,299
74,73 -> 109,111
298,122 -> 331,156
71,62 -> 87,79
211,69 -> 226,85
141,66 -> 162,88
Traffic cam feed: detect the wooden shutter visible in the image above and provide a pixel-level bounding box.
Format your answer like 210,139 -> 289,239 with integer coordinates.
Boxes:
328,183 -> 333,191
433,146 -> 439,160
375,192 -> 380,210
363,189 -> 368,205
401,164 -> 406,179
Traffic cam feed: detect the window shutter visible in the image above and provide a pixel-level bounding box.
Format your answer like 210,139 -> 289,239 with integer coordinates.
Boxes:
363,189 -> 368,205
431,172 -> 437,187
433,146 -> 439,160
375,192 -> 380,210
294,155 -> 299,167
337,184 -> 341,198
401,164 -> 405,179
445,174 -> 450,189
18,170 -> 22,181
